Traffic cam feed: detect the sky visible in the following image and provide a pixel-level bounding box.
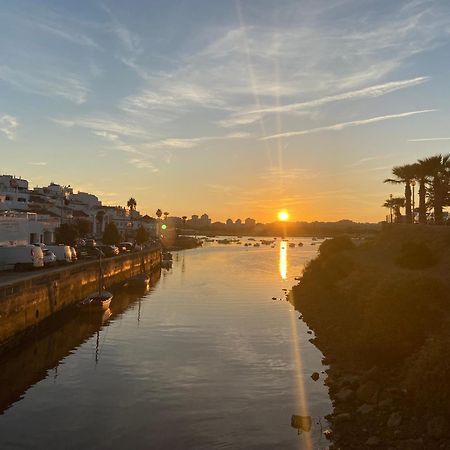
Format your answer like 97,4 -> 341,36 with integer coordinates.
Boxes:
1,0 -> 450,223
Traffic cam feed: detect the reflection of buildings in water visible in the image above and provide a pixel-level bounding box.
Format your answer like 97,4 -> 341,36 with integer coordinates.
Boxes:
0,269 -> 161,415
279,240 -> 287,280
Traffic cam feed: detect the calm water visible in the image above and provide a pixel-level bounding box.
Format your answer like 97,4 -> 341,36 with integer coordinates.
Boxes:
0,238 -> 331,450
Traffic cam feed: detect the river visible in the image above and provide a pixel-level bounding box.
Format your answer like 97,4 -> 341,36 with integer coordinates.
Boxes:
0,238 -> 331,449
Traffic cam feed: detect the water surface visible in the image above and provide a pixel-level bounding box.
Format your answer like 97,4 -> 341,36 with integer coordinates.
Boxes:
0,238 -> 331,449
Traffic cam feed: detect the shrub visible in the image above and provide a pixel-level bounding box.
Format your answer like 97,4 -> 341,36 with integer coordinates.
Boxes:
357,275 -> 447,365
319,236 -> 355,258
405,335 -> 450,415
395,241 -> 437,269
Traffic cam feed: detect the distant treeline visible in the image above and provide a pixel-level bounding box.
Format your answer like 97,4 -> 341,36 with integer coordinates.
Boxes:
183,220 -> 380,237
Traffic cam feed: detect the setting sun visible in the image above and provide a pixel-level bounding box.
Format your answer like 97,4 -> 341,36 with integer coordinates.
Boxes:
278,211 -> 289,222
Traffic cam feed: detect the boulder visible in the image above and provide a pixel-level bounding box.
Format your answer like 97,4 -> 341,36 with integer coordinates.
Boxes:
357,381 -> 379,404
387,411 -> 402,428
365,436 -> 380,447
357,403 -> 375,415
427,416 -> 448,439
335,387 -> 354,402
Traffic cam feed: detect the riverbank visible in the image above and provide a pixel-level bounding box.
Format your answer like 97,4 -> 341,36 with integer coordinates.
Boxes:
0,247 -> 161,350
292,225 -> 450,448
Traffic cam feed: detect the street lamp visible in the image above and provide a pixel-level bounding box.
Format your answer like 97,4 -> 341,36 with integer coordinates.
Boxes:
389,193 -> 393,224
410,180 -> 416,224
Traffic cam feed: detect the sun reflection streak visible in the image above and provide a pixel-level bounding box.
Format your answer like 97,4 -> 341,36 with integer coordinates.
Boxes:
289,308 -> 313,450
279,240 -> 287,280
280,240 -> 313,448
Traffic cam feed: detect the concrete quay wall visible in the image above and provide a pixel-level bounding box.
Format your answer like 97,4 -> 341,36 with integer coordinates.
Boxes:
0,247 -> 161,347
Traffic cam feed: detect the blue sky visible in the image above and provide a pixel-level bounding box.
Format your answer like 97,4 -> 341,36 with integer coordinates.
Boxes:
1,0 -> 450,221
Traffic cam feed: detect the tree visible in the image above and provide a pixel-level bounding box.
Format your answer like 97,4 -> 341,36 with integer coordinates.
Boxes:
55,223 -> 78,246
163,211 -> 169,221
103,223 -> 121,245
75,219 -> 91,237
411,162 -> 429,224
417,154 -> 450,224
135,224 -> 150,245
384,164 -> 416,223
182,216 -> 187,227
383,197 -> 405,223
127,197 -> 137,211
156,209 -> 162,219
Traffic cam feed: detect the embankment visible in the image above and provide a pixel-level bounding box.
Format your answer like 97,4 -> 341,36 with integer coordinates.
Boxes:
292,226 -> 450,448
0,247 -> 160,349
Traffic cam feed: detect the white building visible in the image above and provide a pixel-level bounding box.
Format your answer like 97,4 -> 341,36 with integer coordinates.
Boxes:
0,211 -> 57,246
0,175 -> 30,212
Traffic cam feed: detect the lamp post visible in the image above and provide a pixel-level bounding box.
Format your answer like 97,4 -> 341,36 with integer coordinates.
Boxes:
389,193 -> 393,224
410,180 -> 416,224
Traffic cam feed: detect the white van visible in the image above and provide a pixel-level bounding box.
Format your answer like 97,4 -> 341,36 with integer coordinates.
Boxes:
45,245 -> 73,264
0,245 -> 44,270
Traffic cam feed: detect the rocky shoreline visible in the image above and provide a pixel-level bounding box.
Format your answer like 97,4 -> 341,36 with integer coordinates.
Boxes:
292,227 -> 450,449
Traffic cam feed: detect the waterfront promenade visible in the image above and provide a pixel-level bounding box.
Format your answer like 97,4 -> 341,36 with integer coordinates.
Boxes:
0,247 -> 161,348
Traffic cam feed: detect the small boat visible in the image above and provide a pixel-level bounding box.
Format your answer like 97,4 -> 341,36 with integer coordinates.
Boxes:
253,243 -> 260,247
126,273 -> 150,288
298,242 -> 304,247
80,291 -> 113,312
289,243 -> 295,248
161,259 -> 173,269
80,250 -> 112,312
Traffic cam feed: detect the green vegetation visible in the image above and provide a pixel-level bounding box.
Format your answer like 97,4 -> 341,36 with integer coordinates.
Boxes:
102,223 -> 121,245
292,228 -> 450,445
135,224 -> 150,245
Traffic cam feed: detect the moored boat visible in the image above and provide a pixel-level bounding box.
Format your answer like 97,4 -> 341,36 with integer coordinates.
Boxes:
80,291 -> 113,312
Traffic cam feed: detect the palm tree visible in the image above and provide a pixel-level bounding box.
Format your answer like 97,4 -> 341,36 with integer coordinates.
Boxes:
384,164 -> 416,223
383,197 -> 405,223
163,211 -> 169,221
156,209 -> 162,219
182,216 -> 187,228
127,197 -> 137,211
411,162 -> 429,224
418,154 -> 450,224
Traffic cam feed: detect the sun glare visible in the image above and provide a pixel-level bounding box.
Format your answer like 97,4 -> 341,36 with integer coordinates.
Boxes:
278,211 -> 289,222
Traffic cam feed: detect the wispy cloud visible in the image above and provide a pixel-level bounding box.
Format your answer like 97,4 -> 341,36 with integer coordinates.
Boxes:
0,65 -> 88,104
239,76 -> 430,116
0,114 -> 18,140
263,110 -> 436,140
408,137 -> 450,142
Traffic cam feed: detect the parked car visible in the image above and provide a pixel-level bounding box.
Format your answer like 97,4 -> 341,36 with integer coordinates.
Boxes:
70,247 -> 77,262
43,249 -> 57,266
118,242 -> 135,253
84,239 -> 97,247
0,245 -> 44,270
45,245 -> 73,264
77,246 -> 105,260
97,245 -> 120,257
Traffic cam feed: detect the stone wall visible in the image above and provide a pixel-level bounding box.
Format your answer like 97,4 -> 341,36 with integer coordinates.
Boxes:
0,247 -> 160,347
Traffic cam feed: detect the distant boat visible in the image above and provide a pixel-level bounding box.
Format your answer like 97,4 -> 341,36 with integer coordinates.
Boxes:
289,243 -> 295,248
253,243 -> 260,247
298,242 -> 304,247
